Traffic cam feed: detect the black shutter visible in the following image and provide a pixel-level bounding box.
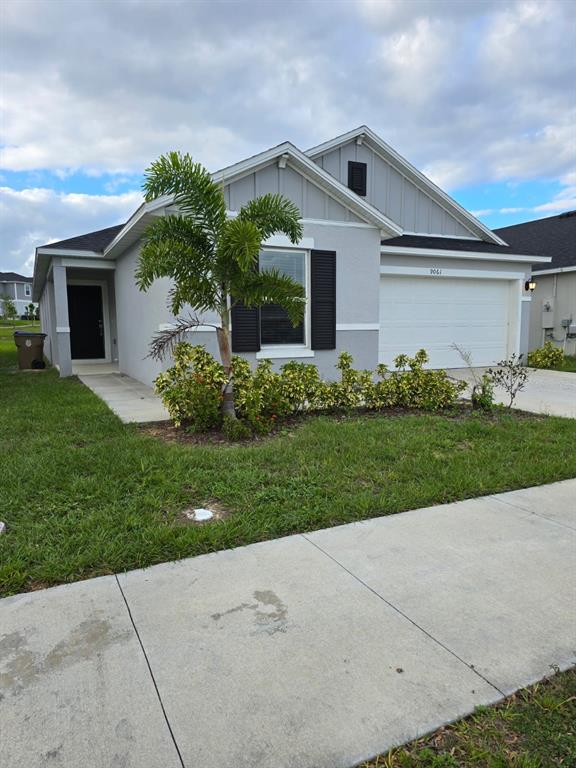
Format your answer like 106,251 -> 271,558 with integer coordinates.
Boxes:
347,161 -> 367,196
310,250 -> 336,350
231,302 -> 260,352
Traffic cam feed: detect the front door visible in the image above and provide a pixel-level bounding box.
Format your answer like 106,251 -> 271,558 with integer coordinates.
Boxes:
67,284 -> 105,359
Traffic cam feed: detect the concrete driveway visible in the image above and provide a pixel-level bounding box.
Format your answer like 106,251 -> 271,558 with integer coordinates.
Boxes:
449,367 -> 576,418
1,480 -> 575,768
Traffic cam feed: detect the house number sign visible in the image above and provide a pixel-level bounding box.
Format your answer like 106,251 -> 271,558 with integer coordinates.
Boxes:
430,268 -> 443,276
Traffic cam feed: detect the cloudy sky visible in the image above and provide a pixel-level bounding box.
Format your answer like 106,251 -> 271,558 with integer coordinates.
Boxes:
1,0 -> 575,275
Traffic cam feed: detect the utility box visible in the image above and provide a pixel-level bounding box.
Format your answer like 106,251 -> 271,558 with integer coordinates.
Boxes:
14,331 -> 46,370
541,298 -> 555,329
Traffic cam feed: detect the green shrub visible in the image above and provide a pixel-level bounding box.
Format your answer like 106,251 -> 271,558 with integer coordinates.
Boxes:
319,351 -> 373,411
527,341 -> 564,369
156,344 -> 467,435
222,415 -> 252,441
154,343 -> 225,429
471,374 -> 494,411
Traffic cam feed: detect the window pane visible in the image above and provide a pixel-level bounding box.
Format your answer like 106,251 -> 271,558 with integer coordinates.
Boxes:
259,251 -> 305,345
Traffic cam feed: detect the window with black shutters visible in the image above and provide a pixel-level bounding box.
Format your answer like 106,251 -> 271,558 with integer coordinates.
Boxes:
347,161 -> 367,196
259,250 -> 306,346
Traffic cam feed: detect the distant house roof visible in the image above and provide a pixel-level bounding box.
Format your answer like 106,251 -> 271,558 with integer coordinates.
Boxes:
40,224 -> 126,253
494,211 -> 576,272
0,271 -> 32,283
380,234 -> 527,255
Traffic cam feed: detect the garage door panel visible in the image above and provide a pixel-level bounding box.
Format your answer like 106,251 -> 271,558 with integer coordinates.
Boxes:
379,276 -> 512,368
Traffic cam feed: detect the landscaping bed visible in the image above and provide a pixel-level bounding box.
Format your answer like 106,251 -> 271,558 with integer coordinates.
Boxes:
361,667 -> 576,767
2,363 -> 576,597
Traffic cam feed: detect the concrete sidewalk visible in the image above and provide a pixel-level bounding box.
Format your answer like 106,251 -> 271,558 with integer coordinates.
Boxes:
1,481 -> 575,768
78,372 -> 170,423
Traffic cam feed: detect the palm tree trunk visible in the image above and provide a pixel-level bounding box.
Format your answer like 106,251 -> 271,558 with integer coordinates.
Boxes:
216,318 -> 236,419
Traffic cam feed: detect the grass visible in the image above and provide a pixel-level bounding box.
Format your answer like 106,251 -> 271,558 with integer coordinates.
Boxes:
553,355 -> 576,373
2,335 -> 576,596
361,668 -> 576,767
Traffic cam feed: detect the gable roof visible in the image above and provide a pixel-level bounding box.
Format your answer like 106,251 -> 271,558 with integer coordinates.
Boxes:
40,224 -> 126,253
306,126 -> 506,246
212,141 -> 402,236
494,211 -> 576,272
0,272 -> 32,283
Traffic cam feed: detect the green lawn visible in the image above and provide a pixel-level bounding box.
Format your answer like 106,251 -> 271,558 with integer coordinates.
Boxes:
2,340 -> 576,596
362,668 -> 576,767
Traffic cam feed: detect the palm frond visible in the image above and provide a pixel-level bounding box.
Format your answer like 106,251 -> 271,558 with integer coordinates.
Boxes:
143,152 -> 226,242
234,268 -> 306,326
217,217 -> 261,273
147,314 -> 220,361
238,194 -> 303,243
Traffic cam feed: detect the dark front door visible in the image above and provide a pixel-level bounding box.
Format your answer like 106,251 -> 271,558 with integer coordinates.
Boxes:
67,284 -> 105,359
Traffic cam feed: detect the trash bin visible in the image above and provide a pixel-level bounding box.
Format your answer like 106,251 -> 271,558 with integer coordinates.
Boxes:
14,331 -> 47,370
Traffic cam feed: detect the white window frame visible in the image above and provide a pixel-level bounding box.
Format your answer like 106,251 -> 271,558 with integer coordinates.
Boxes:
257,247 -> 313,359
24,283 -> 32,297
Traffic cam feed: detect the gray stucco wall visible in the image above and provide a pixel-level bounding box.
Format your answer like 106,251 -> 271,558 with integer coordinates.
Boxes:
314,140 -> 474,237
114,220 -> 382,386
39,280 -> 56,364
529,272 -> 576,355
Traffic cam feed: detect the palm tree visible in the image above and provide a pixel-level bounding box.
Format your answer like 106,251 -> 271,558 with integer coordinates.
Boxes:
136,151 -> 305,418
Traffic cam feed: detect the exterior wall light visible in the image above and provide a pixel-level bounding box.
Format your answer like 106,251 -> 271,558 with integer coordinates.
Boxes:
525,280 -> 536,292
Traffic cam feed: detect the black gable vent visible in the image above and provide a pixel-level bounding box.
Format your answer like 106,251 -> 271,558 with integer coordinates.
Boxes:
348,161 -> 367,196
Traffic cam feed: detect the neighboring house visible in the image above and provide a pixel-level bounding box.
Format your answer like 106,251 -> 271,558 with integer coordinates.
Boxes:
494,212 -> 576,356
0,272 -> 36,317
32,126 -> 549,383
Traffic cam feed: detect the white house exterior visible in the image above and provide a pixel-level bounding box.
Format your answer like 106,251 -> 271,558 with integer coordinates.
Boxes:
32,126 -> 549,383
0,272 -> 36,318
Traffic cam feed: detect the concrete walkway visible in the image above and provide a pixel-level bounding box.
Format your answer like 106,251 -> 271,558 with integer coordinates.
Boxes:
77,372 -> 170,423
1,481 -> 575,768
449,367 -> 576,418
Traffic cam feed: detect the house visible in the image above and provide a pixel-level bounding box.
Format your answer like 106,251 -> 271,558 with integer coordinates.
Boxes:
32,126 -> 550,384
0,272 -> 36,318
494,212 -> 576,356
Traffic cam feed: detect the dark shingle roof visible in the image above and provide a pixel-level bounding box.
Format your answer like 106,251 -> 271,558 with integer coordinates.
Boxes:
380,234 -> 522,255
0,272 -> 32,283
40,224 -> 126,253
494,211 -> 576,272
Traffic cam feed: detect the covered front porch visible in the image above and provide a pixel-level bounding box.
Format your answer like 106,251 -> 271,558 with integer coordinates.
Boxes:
38,256 -> 118,377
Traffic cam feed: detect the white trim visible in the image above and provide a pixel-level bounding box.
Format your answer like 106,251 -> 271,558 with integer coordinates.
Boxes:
256,347 -> 315,359
305,126 -> 507,245
336,323 -> 379,331
400,230 -> 481,241
300,218 -> 376,229
531,266 -> 576,276
56,326 -> 70,333
263,234 -> 315,249
36,248 -> 102,258
60,258 -> 115,270
67,279 -> 112,363
380,265 -> 525,280
380,244 -> 550,264
24,284 -> 32,297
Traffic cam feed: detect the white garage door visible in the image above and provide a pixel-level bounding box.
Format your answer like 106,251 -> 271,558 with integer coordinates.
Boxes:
379,276 -> 512,368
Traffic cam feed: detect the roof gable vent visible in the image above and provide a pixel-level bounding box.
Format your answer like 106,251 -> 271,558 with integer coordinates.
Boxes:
347,161 -> 367,197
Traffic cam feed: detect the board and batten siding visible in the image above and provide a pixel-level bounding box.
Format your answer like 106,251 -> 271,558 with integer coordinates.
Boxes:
224,164 -> 364,222
313,140 -> 475,238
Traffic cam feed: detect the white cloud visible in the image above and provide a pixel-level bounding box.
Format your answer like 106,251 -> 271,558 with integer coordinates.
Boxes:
0,0 -> 574,271
0,188 -> 142,274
